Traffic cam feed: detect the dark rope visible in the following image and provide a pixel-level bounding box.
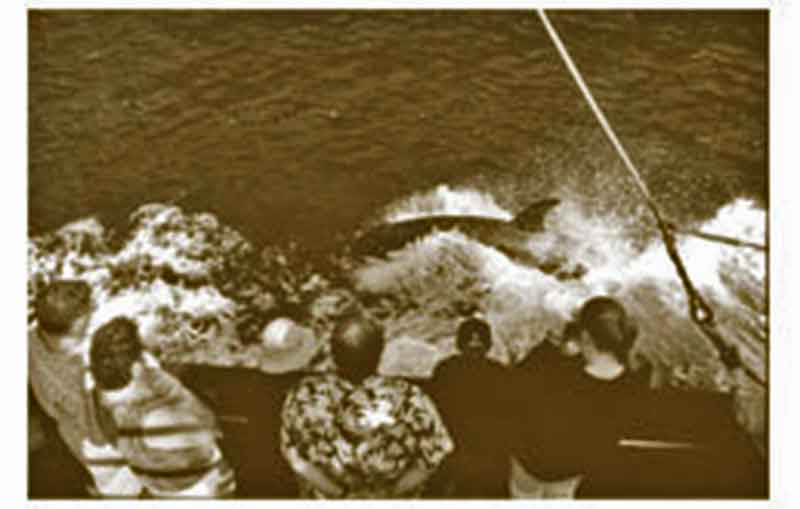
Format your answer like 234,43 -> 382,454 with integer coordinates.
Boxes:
667,223 -> 767,252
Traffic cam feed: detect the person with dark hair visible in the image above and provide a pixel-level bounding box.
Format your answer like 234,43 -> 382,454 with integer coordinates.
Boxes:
89,318 -> 143,389
453,316 -> 493,356
29,280 -> 93,465
513,318 -> 584,389
569,299 -> 767,499
427,317 -> 514,498
280,313 -> 454,498
329,315 -> 385,383
575,297 -> 638,376
87,317 -> 235,498
29,279 -> 145,497
29,279 -> 121,497
510,296 -> 640,498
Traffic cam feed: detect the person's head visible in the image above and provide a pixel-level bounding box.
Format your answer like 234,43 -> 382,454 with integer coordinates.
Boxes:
456,317 -> 492,358
576,297 -> 638,364
89,317 -> 144,391
35,279 -> 92,339
330,314 -> 384,383
259,317 -> 319,374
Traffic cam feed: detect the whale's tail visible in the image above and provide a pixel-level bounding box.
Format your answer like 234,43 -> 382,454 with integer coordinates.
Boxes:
511,197 -> 561,231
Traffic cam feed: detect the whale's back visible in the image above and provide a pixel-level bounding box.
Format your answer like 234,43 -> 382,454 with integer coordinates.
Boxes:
351,216 -> 508,258
350,198 -> 560,260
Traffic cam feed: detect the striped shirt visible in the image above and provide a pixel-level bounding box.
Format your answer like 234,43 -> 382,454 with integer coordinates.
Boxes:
100,366 -> 235,498
28,326 -> 89,462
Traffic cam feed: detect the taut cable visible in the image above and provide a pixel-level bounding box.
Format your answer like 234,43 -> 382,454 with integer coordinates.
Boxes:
536,10 -> 765,387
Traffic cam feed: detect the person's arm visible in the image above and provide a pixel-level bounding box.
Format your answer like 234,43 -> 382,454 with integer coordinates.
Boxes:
28,334 -> 68,423
139,395 -> 221,471
279,377 -> 347,498
119,367 -> 222,479
390,463 -> 434,497
82,370 -> 116,446
415,389 -> 456,461
284,447 -> 345,498
393,385 -> 455,497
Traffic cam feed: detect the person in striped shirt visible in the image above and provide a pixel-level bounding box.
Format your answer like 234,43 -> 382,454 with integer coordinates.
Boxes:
88,316 -> 235,498
29,279 -> 141,498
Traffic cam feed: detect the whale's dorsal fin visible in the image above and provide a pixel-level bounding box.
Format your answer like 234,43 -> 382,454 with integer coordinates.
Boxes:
511,198 -> 561,231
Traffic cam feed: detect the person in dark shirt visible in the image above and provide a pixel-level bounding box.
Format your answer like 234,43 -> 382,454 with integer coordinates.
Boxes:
510,297 -> 640,498
514,320 -> 583,390
427,317 -> 514,498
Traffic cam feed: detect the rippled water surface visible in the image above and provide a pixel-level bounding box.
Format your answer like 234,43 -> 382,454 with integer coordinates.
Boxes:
29,10 -> 767,249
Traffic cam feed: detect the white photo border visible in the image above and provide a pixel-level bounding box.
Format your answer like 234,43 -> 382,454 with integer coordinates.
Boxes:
8,1 -> 795,508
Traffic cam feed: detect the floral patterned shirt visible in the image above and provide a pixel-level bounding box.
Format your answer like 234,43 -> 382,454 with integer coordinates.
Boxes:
280,373 -> 454,498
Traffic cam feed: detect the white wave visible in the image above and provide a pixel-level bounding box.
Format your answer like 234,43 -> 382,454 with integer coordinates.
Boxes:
383,184 -> 512,222
361,187 -> 767,394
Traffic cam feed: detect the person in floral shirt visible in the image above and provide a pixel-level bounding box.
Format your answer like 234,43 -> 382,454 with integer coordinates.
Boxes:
280,314 -> 454,498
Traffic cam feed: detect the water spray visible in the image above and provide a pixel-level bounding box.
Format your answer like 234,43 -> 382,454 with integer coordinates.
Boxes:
536,9 -> 765,388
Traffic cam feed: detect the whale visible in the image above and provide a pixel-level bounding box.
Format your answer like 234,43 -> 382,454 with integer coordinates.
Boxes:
350,198 -> 587,280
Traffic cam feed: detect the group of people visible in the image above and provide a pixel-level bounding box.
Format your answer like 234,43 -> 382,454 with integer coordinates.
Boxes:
28,277 -> 753,499
29,280 -> 234,498
426,298 -> 646,498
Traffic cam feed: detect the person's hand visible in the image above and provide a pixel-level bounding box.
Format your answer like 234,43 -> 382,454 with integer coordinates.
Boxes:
83,370 -> 96,392
390,465 -> 431,498
141,351 -> 161,368
543,329 -> 561,346
286,448 -> 345,498
718,343 -> 742,370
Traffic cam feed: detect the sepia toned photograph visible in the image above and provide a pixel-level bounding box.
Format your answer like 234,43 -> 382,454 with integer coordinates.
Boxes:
27,9 -> 768,500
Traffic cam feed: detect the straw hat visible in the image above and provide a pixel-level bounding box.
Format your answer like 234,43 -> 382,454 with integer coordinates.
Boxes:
259,318 -> 319,374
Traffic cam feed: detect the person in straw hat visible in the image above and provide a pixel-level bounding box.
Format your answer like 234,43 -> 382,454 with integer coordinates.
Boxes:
258,317 -> 319,375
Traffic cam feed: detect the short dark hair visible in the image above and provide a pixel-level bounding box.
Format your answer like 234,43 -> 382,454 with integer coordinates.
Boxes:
330,314 -> 384,383
578,297 -> 638,360
456,317 -> 492,356
89,317 -> 143,391
35,280 -> 92,336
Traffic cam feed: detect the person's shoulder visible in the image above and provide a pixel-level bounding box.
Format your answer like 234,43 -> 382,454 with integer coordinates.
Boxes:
529,340 -> 563,362
436,354 -> 502,375
514,341 -> 548,372
298,371 -> 349,391
143,365 -> 184,398
431,355 -> 464,377
484,356 -> 511,371
572,369 -> 637,403
529,343 -> 583,375
364,373 -> 407,390
364,375 -> 431,404
286,371 -> 349,406
28,326 -> 46,355
597,369 -> 642,397
142,366 -> 215,417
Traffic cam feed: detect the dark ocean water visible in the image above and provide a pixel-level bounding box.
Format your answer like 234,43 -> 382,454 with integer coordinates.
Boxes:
28,10 -> 768,449
29,10 -> 767,251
